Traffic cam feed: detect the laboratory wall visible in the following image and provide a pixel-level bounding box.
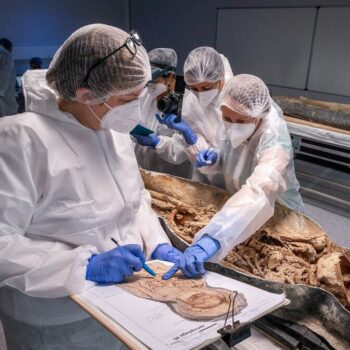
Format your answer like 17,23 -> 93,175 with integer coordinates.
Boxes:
1,0 -> 129,74
130,0 -> 350,103
2,0 -> 350,103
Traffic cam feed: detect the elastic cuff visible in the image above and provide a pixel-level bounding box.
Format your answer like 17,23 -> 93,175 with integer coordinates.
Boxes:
195,234 -> 221,255
152,136 -> 161,148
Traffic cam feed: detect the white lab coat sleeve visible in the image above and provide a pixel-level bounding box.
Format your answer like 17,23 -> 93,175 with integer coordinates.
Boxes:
194,145 -> 290,262
183,134 -> 209,163
0,125 -> 97,298
185,134 -> 222,176
135,187 -> 171,259
155,133 -> 189,164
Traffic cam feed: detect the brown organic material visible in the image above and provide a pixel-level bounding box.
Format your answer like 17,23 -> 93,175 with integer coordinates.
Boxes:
274,96 -> 350,130
120,262 -> 247,320
140,170 -> 350,309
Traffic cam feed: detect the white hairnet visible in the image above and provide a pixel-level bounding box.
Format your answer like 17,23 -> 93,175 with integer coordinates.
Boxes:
46,24 -> 151,103
221,74 -> 271,118
148,48 -> 177,69
184,47 -> 225,85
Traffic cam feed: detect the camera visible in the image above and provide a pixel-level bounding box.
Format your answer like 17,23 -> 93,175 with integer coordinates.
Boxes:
157,91 -> 183,122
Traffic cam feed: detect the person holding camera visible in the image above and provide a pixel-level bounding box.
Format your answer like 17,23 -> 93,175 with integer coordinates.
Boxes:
155,47 -> 233,183
133,48 -> 191,178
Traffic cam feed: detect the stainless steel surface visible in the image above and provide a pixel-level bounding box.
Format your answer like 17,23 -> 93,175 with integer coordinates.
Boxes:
292,135 -> 350,217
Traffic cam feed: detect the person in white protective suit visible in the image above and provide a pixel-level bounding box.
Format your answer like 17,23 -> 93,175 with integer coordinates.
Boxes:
145,47 -> 234,173
0,24 -> 187,350
162,74 -> 304,280
133,47 -> 191,178
0,38 -> 18,117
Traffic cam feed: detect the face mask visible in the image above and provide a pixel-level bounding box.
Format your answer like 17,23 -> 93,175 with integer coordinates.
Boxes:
88,99 -> 141,134
224,121 -> 256,149
194,88 -> 219,108
147,83 -> 167,98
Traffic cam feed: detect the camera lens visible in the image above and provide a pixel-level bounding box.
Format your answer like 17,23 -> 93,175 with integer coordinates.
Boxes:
157,96 -> 172,113
157,92 -> 181,115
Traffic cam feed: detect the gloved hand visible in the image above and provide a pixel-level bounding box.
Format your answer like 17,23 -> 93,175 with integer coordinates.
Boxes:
152,243 -> 183,279
156,114 -> 198,145
162,235 -> 221,280
195,149 -> 218,168
86,244 -> 146,284
133,133 -> 160,148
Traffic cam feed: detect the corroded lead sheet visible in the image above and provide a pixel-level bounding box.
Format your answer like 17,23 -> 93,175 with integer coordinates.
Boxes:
141,170 -> 350,310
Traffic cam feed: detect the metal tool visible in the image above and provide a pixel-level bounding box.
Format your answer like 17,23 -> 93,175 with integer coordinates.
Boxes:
204,146 -> 215,165
217,291 -> 251,347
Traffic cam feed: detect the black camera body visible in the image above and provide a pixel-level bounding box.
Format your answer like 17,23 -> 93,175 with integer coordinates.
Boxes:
157,92 -> 183,122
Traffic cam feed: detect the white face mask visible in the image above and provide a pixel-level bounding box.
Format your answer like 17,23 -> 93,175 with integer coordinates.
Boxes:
224,121 -> 256,149
88,99 -> 141,134
194,88 -> 219,108
147,83 -> 167,98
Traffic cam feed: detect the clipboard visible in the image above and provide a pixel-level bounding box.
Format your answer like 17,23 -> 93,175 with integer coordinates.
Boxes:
72,261 -> 289,350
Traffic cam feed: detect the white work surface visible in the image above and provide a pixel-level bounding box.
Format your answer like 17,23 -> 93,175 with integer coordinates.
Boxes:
73,261 -> 288,350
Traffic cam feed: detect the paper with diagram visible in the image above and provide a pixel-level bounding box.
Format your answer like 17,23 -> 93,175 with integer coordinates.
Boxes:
73,261 -> 288,350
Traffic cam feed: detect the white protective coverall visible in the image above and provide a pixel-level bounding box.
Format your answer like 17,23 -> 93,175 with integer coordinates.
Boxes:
0,45 -> 18,117
134,87 -> 192,178
155,54 -> 233,174
0,69 -> 170,349
194,103 -> 304,262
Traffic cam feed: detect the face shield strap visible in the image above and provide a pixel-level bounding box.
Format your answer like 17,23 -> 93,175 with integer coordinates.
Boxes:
150,62 -> 176,82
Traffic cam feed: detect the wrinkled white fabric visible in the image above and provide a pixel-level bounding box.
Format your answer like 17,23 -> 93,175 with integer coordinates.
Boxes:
154,53 -> 233,172
0,45 -> 18,117
134,87 -> 191,177
153,89 -> 226,179
0,70 -> 170,325
154,90 -> 224,170
194,104 -> 304,261
183,89 -> 224,148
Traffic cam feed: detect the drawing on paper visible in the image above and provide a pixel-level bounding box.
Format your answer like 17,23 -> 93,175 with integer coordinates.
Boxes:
120,262 -> 248,320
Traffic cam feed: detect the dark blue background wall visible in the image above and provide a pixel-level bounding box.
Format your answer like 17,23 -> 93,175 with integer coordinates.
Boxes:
2,0 -> 350,102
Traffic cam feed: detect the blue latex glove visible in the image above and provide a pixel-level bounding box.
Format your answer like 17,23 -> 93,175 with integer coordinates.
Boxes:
195,149 -> 218,168
133,133 -> 160,148
151,243 -> 183,280
163,235 -> 221,280
156,114 -> 198,145
86,244 -> 146,284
